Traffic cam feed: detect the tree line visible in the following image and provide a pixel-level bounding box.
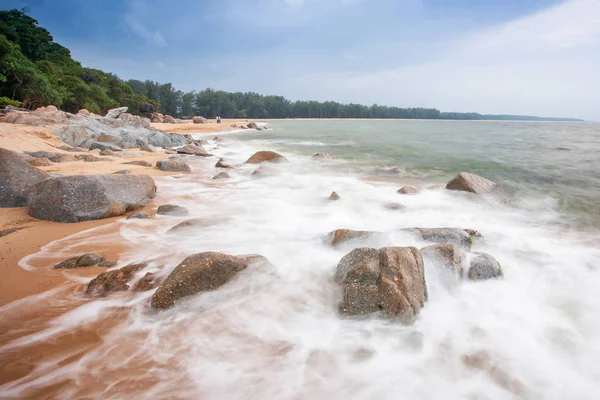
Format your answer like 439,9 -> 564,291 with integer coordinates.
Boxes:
0,8 -> 581,122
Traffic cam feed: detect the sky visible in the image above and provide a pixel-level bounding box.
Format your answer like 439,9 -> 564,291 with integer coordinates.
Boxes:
3,0 -> 600,120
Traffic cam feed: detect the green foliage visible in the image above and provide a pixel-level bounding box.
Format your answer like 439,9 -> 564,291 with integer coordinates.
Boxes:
0,96 -> 22,107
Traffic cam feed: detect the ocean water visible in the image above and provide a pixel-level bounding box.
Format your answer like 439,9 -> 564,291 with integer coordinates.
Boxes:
1,120 -> 600,399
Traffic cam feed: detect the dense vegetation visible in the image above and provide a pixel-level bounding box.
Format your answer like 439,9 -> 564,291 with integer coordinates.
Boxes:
0,8 -> 581,121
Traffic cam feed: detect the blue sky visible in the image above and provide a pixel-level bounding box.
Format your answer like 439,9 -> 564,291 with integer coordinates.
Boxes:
3,0 -> 600,120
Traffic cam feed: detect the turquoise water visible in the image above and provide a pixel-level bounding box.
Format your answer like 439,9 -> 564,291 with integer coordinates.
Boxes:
240,120 -> 600,229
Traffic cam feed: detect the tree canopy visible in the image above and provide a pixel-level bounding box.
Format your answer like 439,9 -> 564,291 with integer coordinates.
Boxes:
0,8 -> 581,122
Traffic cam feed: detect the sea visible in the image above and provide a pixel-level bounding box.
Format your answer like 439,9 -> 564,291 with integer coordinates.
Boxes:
1,119 -> 600,399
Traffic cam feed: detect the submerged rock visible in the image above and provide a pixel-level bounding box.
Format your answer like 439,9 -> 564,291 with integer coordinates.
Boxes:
156,159 -> 191,172
337,246 -> 427,323
406,228 -> 479,250
397,186 -> 418,195
328,191 -> 341,201
132,272 -> 161,291
468,252 -> 503,280
123,160 -> 152,167
215,159 -> 233,169
245,151 -> 288,164
127,211 -> 150,219
312,152 -> 335,159
157,204 -> 189,216
0,148 -> 51,207
247,122 -> 259,129
325,229 -> 379,248
53,253 -> 105,269
421,244 -> 463,277
212,172 -> 230,180
151,252 -> 268,310
384,202 -> 406,211
28,174 -> 156,222
85,263 -> 147,297
446,172 -> 497,195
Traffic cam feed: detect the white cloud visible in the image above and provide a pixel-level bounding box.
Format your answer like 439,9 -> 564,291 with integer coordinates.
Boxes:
123,14 -> 167,47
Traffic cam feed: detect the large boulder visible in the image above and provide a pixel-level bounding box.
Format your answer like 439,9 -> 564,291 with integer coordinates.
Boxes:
139,103 -> 156,116
0,148 -> 51,207
156,159 -> 191,172
337,247 -> 427,323
247,122 -> 259,129
85,263 -> 147,297
151,252 -> 268,310
105,107 -> 128,119
446,172 -> 497,195
406,228 -> 479,250
28,175 -> 156,222
245,151 -> 288,164
192,116 -> 207,124
4,106 -> 69,125
467,252 -> 503,280
163,115 -> 176,124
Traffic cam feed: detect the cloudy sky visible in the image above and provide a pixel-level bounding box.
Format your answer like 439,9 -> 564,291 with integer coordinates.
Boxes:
4,0 -> 600,120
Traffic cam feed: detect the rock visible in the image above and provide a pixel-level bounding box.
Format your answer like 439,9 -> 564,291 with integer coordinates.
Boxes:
215,159 -> 233,169
337,246 -> 427,323
213,136 -> 223,142
157,204 -> 189,216
24,151 -> 76,163
63,146 -> 86,152
0,227 -> 28,238
122,160 -> 152,167
397,186 -> 418,195
407,228 -> 478,250
113,169 -> 131,174
165,218 -> 224,234
193,116 -> 207,124
312,152 -> 335,159
140,143 -> 155,152
194,139 -> 209,147
28,175 -> 156,222
251,165 -> 279,178
53,253 -> 104,269
245,151 -> 288,164
139,103 -> 156,116
163,115 -> 176,124
421,244 -> 463,277
105,107 -> 128,119
177,144 -> 210,156
384,203 -> 406,211
150,113 -> 164,123
446,172 -> 497,195
85,263 -> 147,297
156,159 -> 191,172
0,148 -> 51,207
77,109 -> 91,116
127,211 -> 150,219
165,150 -> 176,154
99,149 -> 114,156
212,172 -> 230,180
467,252 -> 503,280
26,157 -> 53,167
151,252 -> 267,310
96,134 -> 118,143
89,142 -> 122,152
240,125 -> 248,129
325,229 -> 378,248
132,272 -> 161,291
247,122 -> 259,129
329,191 -> 340,201
76,154 -> 99,162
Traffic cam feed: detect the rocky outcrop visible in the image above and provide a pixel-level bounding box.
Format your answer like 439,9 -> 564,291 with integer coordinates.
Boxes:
177,144 -> 210,156
117,113 -> 151,129
150,113 -> 164,123
212,172 -> 230,180
99,149 -> 115,156
157,204 -> 189,216
325,229 -> 379,248
446,172 -> 497,195
0,148 -> 51,207
156,159 -> 191,172
28,175 -> 156,222
24,151 -> 76,163
151,252 -> 268,310
165,218 -> 223,234
26,157 -> 53,167
89,142 -> 122,152
78,109 -> 91,116
127,211 -> 150,219
4,105 -> 69,125
193,116 -> 207,124
328,191 -> 340,201
421,244 -> 463,277
467,252 -> 503,280
139,103 -> 156,116
397,186 -> 418,195
85,263 -> 147,297
105,107 -> 128,119
245,151 -> 288,164
336,247 -> 427,323
406,228 -> 480,250
312,152 -> 335,159
53,253 -> 107,269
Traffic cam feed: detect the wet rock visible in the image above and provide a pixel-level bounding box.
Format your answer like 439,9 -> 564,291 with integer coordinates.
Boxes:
328,191 -> 341,201
384,202 -> 406,211
421,244 -> 463,277
165,150 -> 176,154
122,160 -> 152,167
312,152 -> 335,159
132,272 -> 161,291
85,262 -> 147,297
53,253 -> 104,269
213,136 -> 223,142
193,116 -> 207,124
406,228 -> 478,250
157,204 -> 189,216
26,157 -> 53,167
337,246 -> 427,323
0,227 -> 28,238
0,148 -> 51,207
215,159 -> 233,169
105,106 -> 128,119
28,174 -> 156,222
166,218 -> 223,234
247,122 -> 259,129
245,151 -> 288,164
397,186 -> 418,195
212,172 -> 230,180
467,252 -> 503,280
251,164 -> 278,178
446,172 -> 497,195
194,139 -> 209,146
99,149 -> 115,156
325,229 -> 379,248
127,211 -> 150,219
151,252 -> 268,310
177,144 -> 210,156
156,159 -> 191,172
113,169 -> 131,174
